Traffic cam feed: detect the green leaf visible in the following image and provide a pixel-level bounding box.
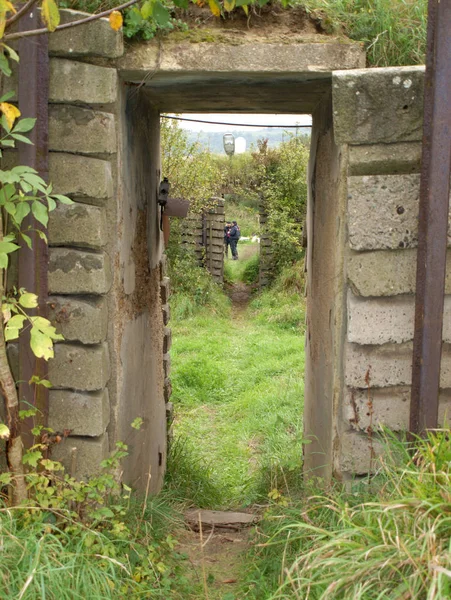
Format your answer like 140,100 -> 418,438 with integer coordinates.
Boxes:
19,407 -> 38,419
47,197 -> 56,212
42,0 -> 61,31
0,471 -> 12,484
29,375 -> 52,388
131,417 -> 143,430
0,169 -> 20,184
14,202 -> 31,226
141,0 -> 154,19
37,230 -> 48,243
0,253 -> 8,269
0,240 -> 19,254
31,200 -> 49,227
4,200 -> 15,215
20,232 -> 32,249
11,133 -> 33,144
2,43 -> 19,63
19,292 -> 38,308
0,423 -> 9,439
53,194 -> 73,205
0,90 -> 14,103
1,139 -> 15,147
153,1 -> 170,25
12,166 -> 37,175
23,450 -> 42,468
91,507 -> 115,520
0,54 -> 12,78
12,118 -> 36,133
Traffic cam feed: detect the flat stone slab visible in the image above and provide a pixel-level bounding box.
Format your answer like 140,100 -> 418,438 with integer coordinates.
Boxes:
185,510 -> 258,530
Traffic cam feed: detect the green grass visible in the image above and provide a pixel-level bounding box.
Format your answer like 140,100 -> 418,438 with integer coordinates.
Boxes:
242,430 -> 451,599
168,268 -> 306,508
224,241 -> 260,284
302,0 -> 427,66
225,202 -> 260,238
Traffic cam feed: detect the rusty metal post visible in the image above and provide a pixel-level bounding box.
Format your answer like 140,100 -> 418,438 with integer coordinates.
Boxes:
410,0 -> 451,434
18,11 -> 50,446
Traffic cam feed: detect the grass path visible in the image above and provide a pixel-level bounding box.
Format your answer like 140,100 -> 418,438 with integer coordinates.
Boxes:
168,251 -> 305,509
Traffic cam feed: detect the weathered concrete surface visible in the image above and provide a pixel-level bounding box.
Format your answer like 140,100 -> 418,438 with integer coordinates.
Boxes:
120,37 -> 365,76
339,431 -> 383,475
348,142 -> 422,176
49,203 -> 107,249
49,153 -> 113,199
347,174 -> 429,250
49,106 -> 117,155
52,434 -> 109,479
49,9 -> 123,58
348,249 -> 451,297
348,293 -> 451,345
49,249 -> 112,295
49,343 -> 110,391
48,296 -> 107,344
49,389 -> 110,436
50,58 -> 117,105
345,342 -> 451,388
344,386 -> 451,432
333,67 -> 425,145
304,94 -> 347,480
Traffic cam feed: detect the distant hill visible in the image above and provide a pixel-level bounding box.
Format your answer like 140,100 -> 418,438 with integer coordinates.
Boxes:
186,127 -> 311,154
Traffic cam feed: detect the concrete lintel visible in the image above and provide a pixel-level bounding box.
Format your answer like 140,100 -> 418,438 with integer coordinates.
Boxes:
119,38 -> 364,112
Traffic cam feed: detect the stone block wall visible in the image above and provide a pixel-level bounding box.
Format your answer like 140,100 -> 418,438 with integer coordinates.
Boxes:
332,66 -> 451,477
258,209 -> 272,288
182,198 -> 225,283
41,15 -> 122,479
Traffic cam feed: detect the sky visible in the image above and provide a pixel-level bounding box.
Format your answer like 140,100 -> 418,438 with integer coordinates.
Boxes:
165,113 -> 312,132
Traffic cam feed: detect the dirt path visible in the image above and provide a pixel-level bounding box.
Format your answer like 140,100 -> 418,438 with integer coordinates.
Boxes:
177,525 -> 252,599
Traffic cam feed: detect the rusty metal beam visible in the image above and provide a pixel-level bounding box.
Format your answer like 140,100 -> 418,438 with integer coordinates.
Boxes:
410,0 -> 451,435
18,11 -> 49,446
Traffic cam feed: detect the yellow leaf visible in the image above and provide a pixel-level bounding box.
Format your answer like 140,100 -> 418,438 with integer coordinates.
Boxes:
109,10 -> 123,31
41,0 -> 60,32
0,0 -> 16,39
0,102 -> 20,129
224,0 -> 235,11
208,0 -> 221,17
242,4 -> 248,15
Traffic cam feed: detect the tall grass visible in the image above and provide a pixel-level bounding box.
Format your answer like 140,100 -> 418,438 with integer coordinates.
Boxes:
302,0 -> 428,66
245,430 -> 451,599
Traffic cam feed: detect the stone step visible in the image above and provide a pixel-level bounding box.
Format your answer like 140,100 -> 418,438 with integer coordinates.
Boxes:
185,509 -> 258,531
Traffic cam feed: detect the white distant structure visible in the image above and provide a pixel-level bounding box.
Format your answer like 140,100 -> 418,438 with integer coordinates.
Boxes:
235,137 -> 247,154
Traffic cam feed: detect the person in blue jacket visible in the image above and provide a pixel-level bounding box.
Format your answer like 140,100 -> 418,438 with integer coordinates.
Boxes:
228,221 -> 241,260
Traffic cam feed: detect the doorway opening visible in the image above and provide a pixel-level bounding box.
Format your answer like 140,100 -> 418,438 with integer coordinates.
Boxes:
161,111 -> 311,508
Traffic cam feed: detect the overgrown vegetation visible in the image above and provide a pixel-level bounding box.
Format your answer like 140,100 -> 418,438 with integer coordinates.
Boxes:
244,430 -> 451,599
58,0 -> 427,67
303,0 -> 427,67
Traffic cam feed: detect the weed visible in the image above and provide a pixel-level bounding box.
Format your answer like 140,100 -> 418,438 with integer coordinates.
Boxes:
244,430 -> 451,599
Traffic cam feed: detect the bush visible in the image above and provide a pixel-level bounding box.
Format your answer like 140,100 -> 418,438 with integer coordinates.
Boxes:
242,252 -> 260,285
168,249 -> 231,321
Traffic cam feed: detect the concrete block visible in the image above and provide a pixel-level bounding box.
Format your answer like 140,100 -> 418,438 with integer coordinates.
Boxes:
163,353 -> 171,378
162,303 -> 170,326
49,342 -> 110,391
49,153 -> 113,199
348,293 -> 451,345
163,327 -> 172,353
48,296 -> 107,344
49,105 -> 116,155
50,58 -> 117,105
348,250 -> 451,297
49,249 -> 112,295
164,377 -> 172,403
49,9 -> 123,58
160,277 -> 170,304
49,203 -> 107,249
348,174 -> 424,251
345,342 -> 451,388
344,386 -> 451,432
348,142 -> 422,176
333,66 -> 424,144
52,434 -> 109,479
49,389 -> 110,437
339,431 -> 383,475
